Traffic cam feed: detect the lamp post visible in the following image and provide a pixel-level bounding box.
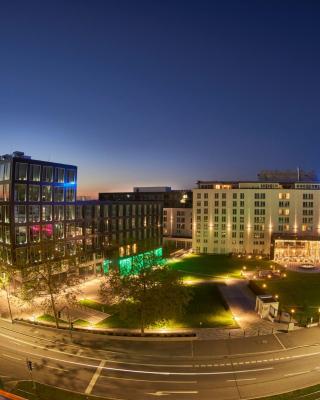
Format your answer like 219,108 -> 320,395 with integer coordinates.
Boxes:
290,308 -> 295,323
1,272 -> 13,323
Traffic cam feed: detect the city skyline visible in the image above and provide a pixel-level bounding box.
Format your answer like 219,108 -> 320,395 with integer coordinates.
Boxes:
1,0 -> 320,196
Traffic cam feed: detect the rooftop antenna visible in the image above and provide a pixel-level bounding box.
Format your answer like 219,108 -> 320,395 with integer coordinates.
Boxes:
297,167 -> 300,182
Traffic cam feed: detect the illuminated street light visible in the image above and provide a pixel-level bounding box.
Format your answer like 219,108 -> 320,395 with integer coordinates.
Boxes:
262,283 -> 267,288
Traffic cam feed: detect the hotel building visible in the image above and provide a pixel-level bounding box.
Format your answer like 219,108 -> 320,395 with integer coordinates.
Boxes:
193,170 -> 320,263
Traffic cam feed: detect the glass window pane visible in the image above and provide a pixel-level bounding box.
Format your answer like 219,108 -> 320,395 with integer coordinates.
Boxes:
29,225 -> 41,242
66,188 -> 75,202
29,164 -> 41,181
54,205 -> 64,221
66,205 -> 75,220
66,169 -> 76,183
54,187 -> 64,202
29,205 -> 40,222
54,223 -> 64,239
29,185 -> 40,202
15,163 -> 28,181
15,226 -> 27,244
42,166 -> 53,182
4,162 -> 11,180
42,224 -> 53,240
14,205 -> 26,223
0,164 -> 4,180
14,184 -> 26,202
55,168 -> 64,183
42,185 -> 52,202
42,205 -> 52,221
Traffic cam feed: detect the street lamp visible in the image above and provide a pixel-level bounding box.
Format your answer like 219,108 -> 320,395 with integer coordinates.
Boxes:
290,308 -> 295,322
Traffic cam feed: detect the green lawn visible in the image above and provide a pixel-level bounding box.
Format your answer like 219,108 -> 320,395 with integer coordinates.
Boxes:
255,270 -> 320,319
168,253 -> 275,281
86,283 -> 236,330
36,314 -> 67,325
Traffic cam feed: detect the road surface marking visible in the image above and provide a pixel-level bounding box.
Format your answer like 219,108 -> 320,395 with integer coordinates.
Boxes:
284,370 -> 310,377
85,359 -> 106,395
1,353 -> 22,361
147,391 -> 198,396
227,378 -> 256,382
101,376 -> 197,384
273,333 -> 286,350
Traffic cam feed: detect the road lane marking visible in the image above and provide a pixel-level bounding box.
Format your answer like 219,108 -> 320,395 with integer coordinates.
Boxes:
227,378 -> 256,382
284,370 -> 310,377
147,391 -> 198,396
273,333 -> 286,350
1,353 -> 22,361
85,359 -> 106,395
101,376 -> 197,384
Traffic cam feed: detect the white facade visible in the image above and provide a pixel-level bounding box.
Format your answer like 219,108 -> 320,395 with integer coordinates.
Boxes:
163,207 -> 192,238
193,181 -> 320,256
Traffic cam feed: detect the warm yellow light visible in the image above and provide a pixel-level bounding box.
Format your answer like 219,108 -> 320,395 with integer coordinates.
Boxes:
263,283 -> 267,288
291,308 -> 295,314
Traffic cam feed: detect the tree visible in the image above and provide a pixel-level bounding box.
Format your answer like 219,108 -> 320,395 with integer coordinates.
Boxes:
17,243 -> 82,329
0,264 -> 14,323
100,253 -> 192,334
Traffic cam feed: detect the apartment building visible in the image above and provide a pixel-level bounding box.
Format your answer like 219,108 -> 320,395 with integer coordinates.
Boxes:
0,152 -> 162,278
193,170 -> 320,262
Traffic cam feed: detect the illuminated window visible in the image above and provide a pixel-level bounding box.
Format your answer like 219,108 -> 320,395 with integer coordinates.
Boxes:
66,169 -> 76,183
14,184 -> 27,202
15,163 -> 28,181
14,205 -> 26,223
42,185 -> 52,202
29,164 -> 41,181
55,167 -> 65,183
54,187 -> 64,202
42,166 -> 53,182
29,205 -> 40,222
29,185 -> 40,202
15,226 -> 27,244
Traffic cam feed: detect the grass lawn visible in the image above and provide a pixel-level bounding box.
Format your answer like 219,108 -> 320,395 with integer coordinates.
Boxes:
87,283 -> 237,330
168,253 -> 275,281
36,314 -> 67,325
255,270 -> 320,319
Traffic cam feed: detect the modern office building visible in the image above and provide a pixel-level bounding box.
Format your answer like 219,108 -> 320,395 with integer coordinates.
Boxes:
0,152 -> 162,279
193,170 -> 320,262
100,187 -> 193,250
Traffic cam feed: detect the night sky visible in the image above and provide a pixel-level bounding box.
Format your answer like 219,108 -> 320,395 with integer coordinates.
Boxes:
1,0 -> 320,196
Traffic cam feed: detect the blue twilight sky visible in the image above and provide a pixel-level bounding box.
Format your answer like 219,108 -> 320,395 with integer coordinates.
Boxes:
0,0 -> 320,196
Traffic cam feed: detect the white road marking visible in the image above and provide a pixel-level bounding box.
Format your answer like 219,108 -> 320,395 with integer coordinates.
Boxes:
227,378 -> 256,382
101,376 -> 197,384
148,391 -> 198,396
1,353 -> 22,361
85,359 -> 106,395
284,370 -> 310,377
273,333 -> 286,350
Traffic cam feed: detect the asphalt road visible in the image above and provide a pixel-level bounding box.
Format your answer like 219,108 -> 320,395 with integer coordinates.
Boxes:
1,320 -> 320,399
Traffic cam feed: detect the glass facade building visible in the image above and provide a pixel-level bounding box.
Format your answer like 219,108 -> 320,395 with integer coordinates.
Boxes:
0,152 -> 162,279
